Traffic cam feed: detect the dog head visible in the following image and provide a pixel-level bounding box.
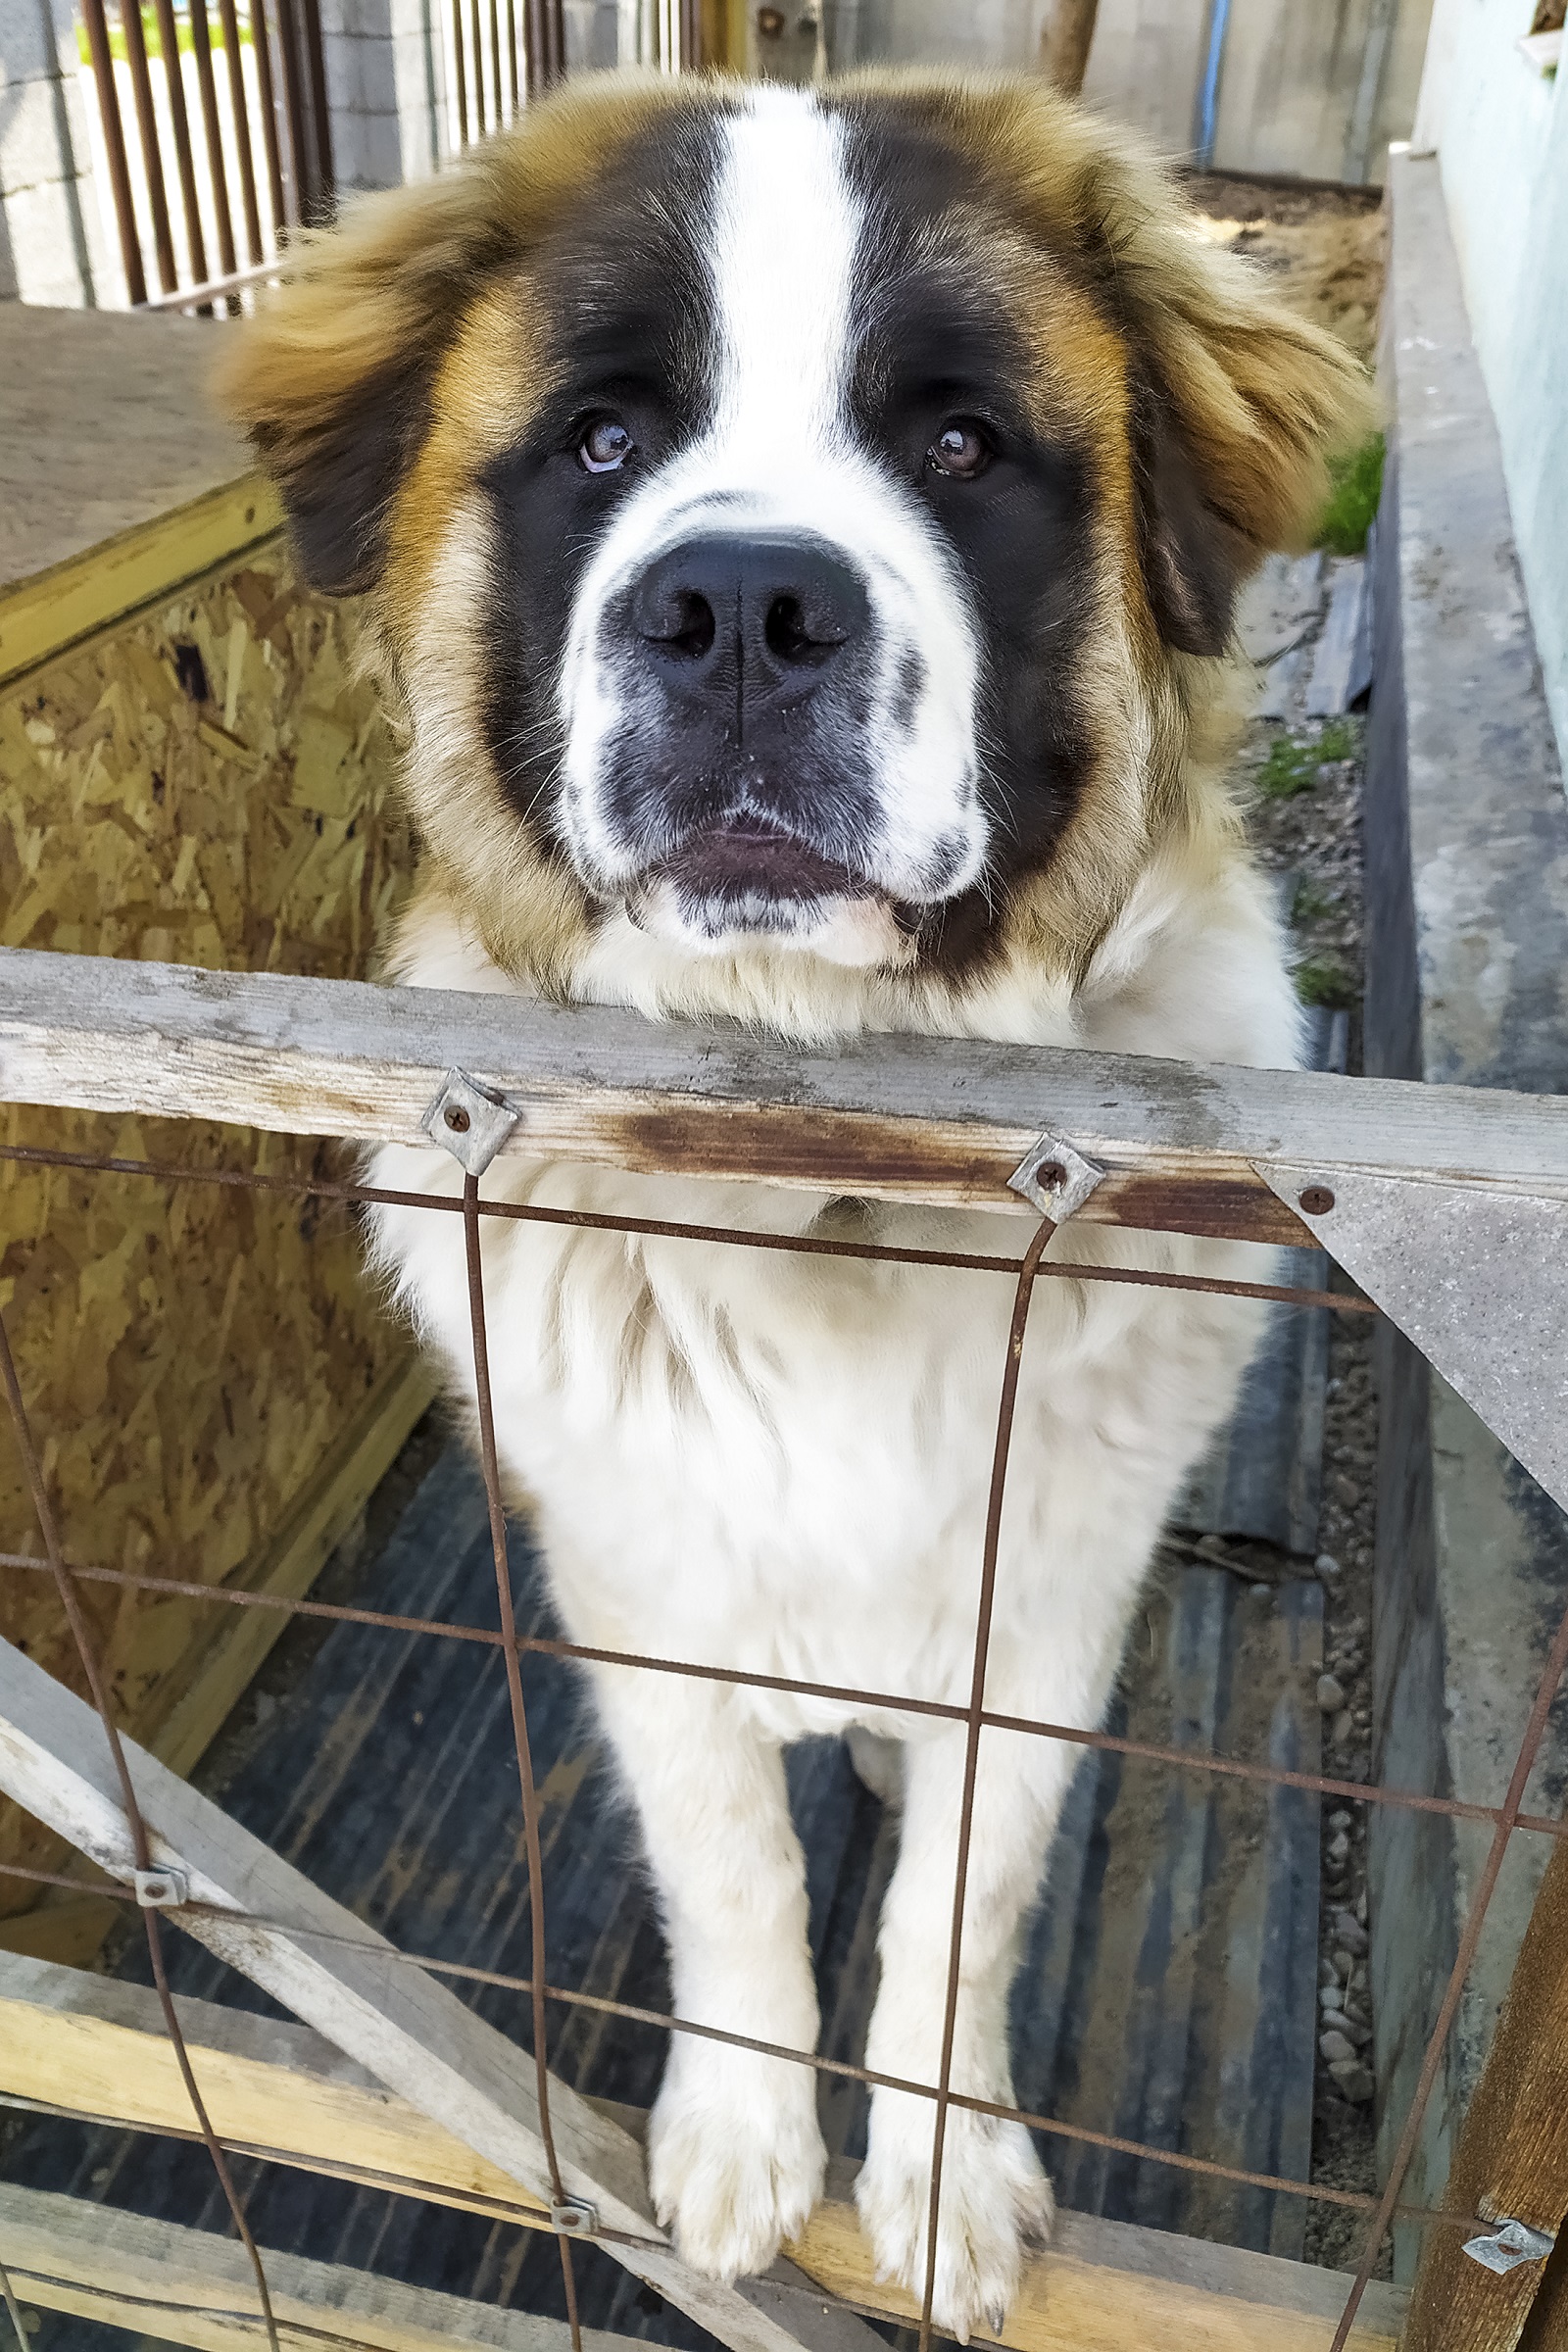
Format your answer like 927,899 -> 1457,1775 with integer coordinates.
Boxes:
222,74 -> 1370,990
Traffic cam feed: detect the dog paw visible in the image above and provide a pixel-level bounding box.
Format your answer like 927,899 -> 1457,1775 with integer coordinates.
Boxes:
856,2097 -> 1054,2343
649,2047 -> 827,2281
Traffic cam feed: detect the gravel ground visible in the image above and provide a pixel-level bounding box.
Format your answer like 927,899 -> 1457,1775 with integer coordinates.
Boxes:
1233,600 -> 1385,2277
1184,169 -> 1389,2278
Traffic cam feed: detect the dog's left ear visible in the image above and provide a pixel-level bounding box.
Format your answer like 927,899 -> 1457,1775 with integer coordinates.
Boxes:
1089,162 -> 1378,658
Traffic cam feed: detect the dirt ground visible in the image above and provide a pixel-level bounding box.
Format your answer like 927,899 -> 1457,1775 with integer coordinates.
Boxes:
1186,174 -> 1387,364
1180,172 -> 1390,2276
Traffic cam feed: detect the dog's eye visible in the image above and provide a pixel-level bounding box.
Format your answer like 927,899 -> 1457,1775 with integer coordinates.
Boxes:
926,419 -> 993,481
578,416 -> 634,474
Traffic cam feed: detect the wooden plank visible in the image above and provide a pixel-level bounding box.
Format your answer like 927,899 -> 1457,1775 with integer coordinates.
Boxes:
0,1633 -> 881,2352
1399,1838 -> 1568,2352
0,1351 -> 433,1966
0,1953 -> 1409,2352
2,949 -> 1567,1243
0,479 -> 283,688
0,2181 -> 631,2352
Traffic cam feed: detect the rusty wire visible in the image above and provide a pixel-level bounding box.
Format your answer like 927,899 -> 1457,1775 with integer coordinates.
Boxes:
6,1544 -> 1563,1838
1327,1588 -> 1568,2351
462,1167 -> 583,2352
0,1118 -> 1560,2352
0,1307 -> 282,2352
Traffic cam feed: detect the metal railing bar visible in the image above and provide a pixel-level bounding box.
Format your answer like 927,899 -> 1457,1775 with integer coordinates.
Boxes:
248,0 -> 288,242
451,0 -> 469,145
469,0 -> 487,132
215,0 -> 264,264
271,0 -> 309,227
118,0 -> 179,293
505,0 -> 519,113
78,0 -> 147,303
299,0 -> 333,218
138,255 -> 286,310
187,0 -> 239,282
149,0 -> 211,288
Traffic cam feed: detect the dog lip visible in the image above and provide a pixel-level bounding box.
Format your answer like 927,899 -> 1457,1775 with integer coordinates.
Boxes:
649,819 -> 878,904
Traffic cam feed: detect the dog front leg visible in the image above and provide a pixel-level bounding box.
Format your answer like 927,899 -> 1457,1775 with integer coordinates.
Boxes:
591,1668 -> 826,2280
858,1725 -> 1073,2341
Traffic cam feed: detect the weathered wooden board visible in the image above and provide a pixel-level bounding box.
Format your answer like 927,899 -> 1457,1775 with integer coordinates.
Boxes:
0,1630 -> 883,2352
3,951 -> 1568,1246
0,2181 -> 630,2352
0,1955 -> 1407,2352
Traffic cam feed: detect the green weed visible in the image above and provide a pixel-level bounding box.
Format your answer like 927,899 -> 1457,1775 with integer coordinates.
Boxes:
1255,718 -> 1359,800
1317,434 -> 1385,558
1295,956 -> 1355,1009
78,10 -> 252,63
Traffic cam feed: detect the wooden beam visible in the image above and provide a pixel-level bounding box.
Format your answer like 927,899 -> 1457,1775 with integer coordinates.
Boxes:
0,479 -> 283,688
2,948 -> 1567,1246
0,1953 -> 1409,2352
1400,1838 -> 1568,2351
0,1350 -> 433,1967
0,1634 -> 881,2352
0,2181 -> 631,2352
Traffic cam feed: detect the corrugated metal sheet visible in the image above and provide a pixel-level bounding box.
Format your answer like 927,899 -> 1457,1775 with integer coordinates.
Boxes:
9,1424 -> 1324,2351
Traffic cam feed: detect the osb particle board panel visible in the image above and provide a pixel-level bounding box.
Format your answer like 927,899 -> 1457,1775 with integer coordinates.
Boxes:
0,543 -> 417,1918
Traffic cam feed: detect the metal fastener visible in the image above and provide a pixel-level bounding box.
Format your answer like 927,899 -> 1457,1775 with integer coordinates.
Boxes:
550,2196 -> 597,2235
422,1070 -> 520,1179
1462,2218 -> 1555,2275
133,1866 -> 189,1908
1006,1129 -> 1103,1224
1298,1183 -> 1337,1216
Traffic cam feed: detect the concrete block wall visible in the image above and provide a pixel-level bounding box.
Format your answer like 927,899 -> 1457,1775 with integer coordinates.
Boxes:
1365,149 -> 1568,2284
0,0 -> 115,303
318,0 -> 447,194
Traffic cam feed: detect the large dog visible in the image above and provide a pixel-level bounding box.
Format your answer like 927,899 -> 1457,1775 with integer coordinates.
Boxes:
224,72 -> 1368,2338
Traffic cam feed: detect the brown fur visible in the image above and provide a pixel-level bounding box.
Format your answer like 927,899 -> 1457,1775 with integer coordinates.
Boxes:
220,70 -> 1374,1006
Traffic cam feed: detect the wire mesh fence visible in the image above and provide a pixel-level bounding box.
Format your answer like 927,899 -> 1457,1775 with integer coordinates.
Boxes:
1,968 -> 1566,2352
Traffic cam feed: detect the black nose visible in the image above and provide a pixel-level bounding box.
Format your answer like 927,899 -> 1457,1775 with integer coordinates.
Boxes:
631,531 -> 870,699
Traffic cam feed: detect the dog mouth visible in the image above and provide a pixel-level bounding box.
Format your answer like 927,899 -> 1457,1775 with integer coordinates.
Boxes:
646,817 -> 880,910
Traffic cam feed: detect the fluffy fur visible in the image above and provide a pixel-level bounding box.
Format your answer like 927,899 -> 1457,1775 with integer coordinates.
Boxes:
222,70 -> 1370,2340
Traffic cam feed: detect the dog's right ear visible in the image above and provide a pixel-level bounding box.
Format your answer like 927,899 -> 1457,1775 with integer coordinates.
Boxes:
215,172 -> 502,597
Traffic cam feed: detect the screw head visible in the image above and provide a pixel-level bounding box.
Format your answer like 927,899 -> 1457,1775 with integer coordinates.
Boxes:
1033,1161 -> 1066,1191
444,1104 -> 471,1134
1298,1184 -> 1336,1216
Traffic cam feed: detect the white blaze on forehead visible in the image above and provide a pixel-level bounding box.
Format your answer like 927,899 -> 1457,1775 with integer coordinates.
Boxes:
710,88 -> 859,463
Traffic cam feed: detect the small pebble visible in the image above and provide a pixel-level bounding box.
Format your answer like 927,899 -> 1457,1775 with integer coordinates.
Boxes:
1333,1911 -> 1370,1955
1316,1673 -> 1346,1713
1319,1956 -> 1343,1988
1328,1809 -> 1352,1832
1332,1708 -> 1355,1745
1250,1581 -> 1272,1602
1196,1534 -> 1228,1559
1315,1552 -> 1342,1577
1330,2059 -> 1375,2103
1357,1888 -> 1369,1927
1327,1831 -> 1351,1868
1341,2016 -> 1373,2048
1319,2029 -> 1356,2065
1320,1984 -> 1345,2013
1333,1946 -> 1360,1982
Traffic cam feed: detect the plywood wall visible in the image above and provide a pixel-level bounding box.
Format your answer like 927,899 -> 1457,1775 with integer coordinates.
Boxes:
0,545 -> 417,1916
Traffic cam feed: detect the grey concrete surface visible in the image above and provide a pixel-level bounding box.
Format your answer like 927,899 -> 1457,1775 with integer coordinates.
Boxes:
1363,148 -> 1568,2284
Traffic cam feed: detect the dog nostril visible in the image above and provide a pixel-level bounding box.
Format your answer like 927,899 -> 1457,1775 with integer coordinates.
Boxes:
765,594 -> 822,665
646,589 -> 715,662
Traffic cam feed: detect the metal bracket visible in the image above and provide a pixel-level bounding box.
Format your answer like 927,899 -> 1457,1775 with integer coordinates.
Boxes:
421,1069 -> 520,1179
550,2196 -> 597,2236
1006,1129 -> 1103,1224
132,1866 -> 189,1908
1461,2218 -> 1555,2276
